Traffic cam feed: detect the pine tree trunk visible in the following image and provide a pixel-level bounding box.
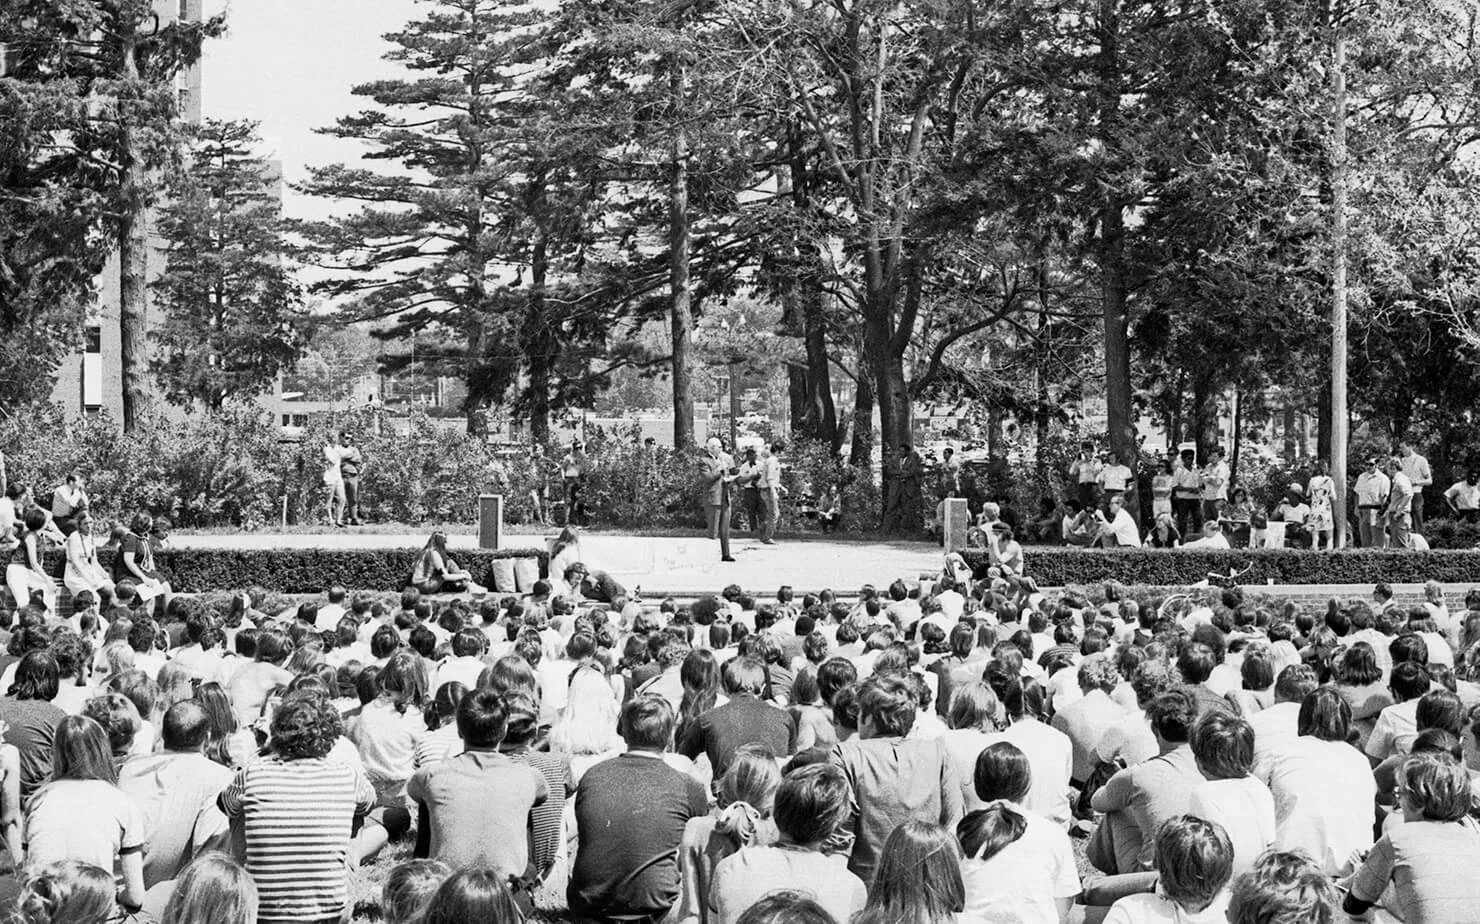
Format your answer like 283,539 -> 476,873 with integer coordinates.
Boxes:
118,31 -> 149,431
668,60 -> 695,452
527,234 -> 552,445
1098,0 -> 1135,465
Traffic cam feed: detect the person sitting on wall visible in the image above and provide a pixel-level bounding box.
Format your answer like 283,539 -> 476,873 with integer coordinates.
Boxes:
409,532 -> 486,596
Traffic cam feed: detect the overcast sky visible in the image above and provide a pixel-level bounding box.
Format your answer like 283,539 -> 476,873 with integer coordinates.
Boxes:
201,0 -> 416,221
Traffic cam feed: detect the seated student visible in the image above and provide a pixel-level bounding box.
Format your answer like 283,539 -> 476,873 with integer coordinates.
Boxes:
409,532 -> 485,595
1051,658 -> 1129,786
855,820 -> 965,924
676,745 -> 781,924
1103,815 -> 1234,924
1347,752 -> 1480,923
111,514 -> 172,607
1265,688 -> 1376,875
1365,659 -> 1433,764
710,763 -> 867,924
157,852 -> 258,924
406,689 -> 549,895
1182,521 -> 1231,550
1227,851 -> 1339,924
829,674 -> 964,884
380,860 -> 452,924
564,562 -> 626,604
568,695 -> 708,922
959,742 -> 1080,924
1186,711 -> 1276,878
13,860 -> 118,924
678,657 -> 796,779
417,868 -> 523,924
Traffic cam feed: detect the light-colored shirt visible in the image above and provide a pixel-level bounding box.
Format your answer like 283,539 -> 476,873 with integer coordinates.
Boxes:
1356,470 -> 1391,506
759,456 -> 782,490
1201,461 -> 1230,500
1103,510 -> 1142,548
1400,452 -> 1432,487
1350,819 -> 1480,924
960,807 -> 1080,924
1001,719 -> 1073,825
711,845 -> 866,924
118,751 -> 234,887
1266,736 -> 1376,875
1099,464 -> 1134,493
25,779 -> 146,873
1446,480 -> 1480,510
1188,777 -> 1276,877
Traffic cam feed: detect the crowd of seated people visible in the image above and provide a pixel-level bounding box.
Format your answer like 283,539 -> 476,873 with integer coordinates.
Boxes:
0,541 -> 1477,923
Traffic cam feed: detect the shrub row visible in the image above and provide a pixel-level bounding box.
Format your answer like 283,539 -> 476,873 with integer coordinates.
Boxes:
41,548 -> 548,596
960,548 -> 1480,587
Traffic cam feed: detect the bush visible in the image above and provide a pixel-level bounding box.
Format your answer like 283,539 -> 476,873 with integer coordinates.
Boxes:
960,547 -> 1480,586
40,547 -> 546,595
1418,517 -> 1480,550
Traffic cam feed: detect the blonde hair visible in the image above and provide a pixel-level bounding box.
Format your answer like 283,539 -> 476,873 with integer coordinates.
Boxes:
381,859 -> 452,924
15,861 -> 116,924
547,661 -> 620,756
161,852 -> 258,924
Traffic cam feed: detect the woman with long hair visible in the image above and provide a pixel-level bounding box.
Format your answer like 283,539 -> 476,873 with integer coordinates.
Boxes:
413,681 -> 467,769
549,526 -> 582,590
676,649 -> 724,743
13,860 -> 117,924
854,820 -> 965,924
547,661 -> 624,782
194,681 -> 256,768
419,868 -> 523,924
6,508 -> 55,614
1,651 -> 67,803
349,650 -> 429,809
62,510 -> 113,605
409,531 -> 484,595
1331,642 -> 1394,750
24,716 -> 146,910
160,852 -> 258,924
677,744 -> 781,924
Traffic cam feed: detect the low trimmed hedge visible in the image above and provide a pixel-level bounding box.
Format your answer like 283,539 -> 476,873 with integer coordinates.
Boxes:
960,548 -> 1480,586
41,548 -> 547,595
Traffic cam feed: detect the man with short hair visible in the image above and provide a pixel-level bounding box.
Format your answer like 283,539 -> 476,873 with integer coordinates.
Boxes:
315,586 -> 349,633
1355,456 -> 1391,549
701,438 -> 737,562
759,442 -> 784,545
407,690 -> 549,887
1444,470 -> 1480,522
678,656 -> 795,778
1248,665 -> 1319,782
1098,451 -> 1135,512
828,674 -> 963,883
569,695 -> 708,922
1398,439 -> 1432,531
736,445 -> 764,536
1051,658 -> 1129,785
1096,494 -> 1142,548
119,701 -> 234,890
434,628 -> 489,693
1365,661 -> 1433,763
337,432 -> 365,525
1385,456 -> 1415,550
1200,448 -> 1230,524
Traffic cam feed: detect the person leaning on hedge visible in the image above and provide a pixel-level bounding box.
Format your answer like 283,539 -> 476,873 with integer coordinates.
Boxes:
409,532 -> 487,596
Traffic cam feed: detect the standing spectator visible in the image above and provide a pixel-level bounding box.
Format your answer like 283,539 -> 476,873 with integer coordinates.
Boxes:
829,674 -> 963,883
1186,711 -> 1276,877
678,657 -> 795,780
854,820 -> 965,924
1386,455 -> 1415,549
760,443 -> 784,545
219,693 -> 376,924
1200,447 -> 1230,525
1345,752 -> 1480,923
1070,442 -> 1103,509
1306,459 -> 1337,548
561,440 -> 587,526
23,716 -> 146,912
1355,456 -> 1391,549
337,431 -> 365,526
737,446 -> 764,536
322,437 -> 346,527
1150,458 -> 1174,520
1,651 -> 67,802
1443,469 -> 1480,523
710,763 -> 867,924
1103,816 -> 1234,924
1098,451 -> 1135,512
406,690 -> 548,891
118,701 -> 234,891
568,695 -> 708,922
1172,449 -> 1204,537
701,439 -> 737,562
896,445 -> 925,533
1399,438 -> 1433,531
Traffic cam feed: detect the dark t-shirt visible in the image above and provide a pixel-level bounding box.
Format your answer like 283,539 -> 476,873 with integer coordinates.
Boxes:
678,697 -> 796,777
0,697 -> 67,803
568,753 -> 707,919
112,533 -> 153,584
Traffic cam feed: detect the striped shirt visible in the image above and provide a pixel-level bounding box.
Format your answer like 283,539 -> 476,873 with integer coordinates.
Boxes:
219,757 -> 375,924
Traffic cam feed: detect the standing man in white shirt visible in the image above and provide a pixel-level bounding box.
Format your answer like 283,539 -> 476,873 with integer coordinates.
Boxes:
1098,451 -> 1135,515
1200,447 -> 1230,526
1385,456 -> 1414,549
1398,439 -> 1432,530
1354,456 -> 1391,549
759,443 -> 784,545
1070,442 -> 1103,509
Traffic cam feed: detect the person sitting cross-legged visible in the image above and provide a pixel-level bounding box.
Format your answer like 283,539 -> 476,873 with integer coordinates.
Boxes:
1102,815 -> 1234,924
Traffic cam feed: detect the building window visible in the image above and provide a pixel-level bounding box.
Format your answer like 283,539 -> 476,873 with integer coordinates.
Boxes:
82,325 -> 102,409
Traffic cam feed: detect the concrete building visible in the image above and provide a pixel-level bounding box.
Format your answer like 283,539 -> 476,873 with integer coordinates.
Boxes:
48,0 -> 205,419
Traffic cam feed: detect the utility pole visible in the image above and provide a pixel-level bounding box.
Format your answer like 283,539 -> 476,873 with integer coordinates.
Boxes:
1330,3 -> 1349,549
